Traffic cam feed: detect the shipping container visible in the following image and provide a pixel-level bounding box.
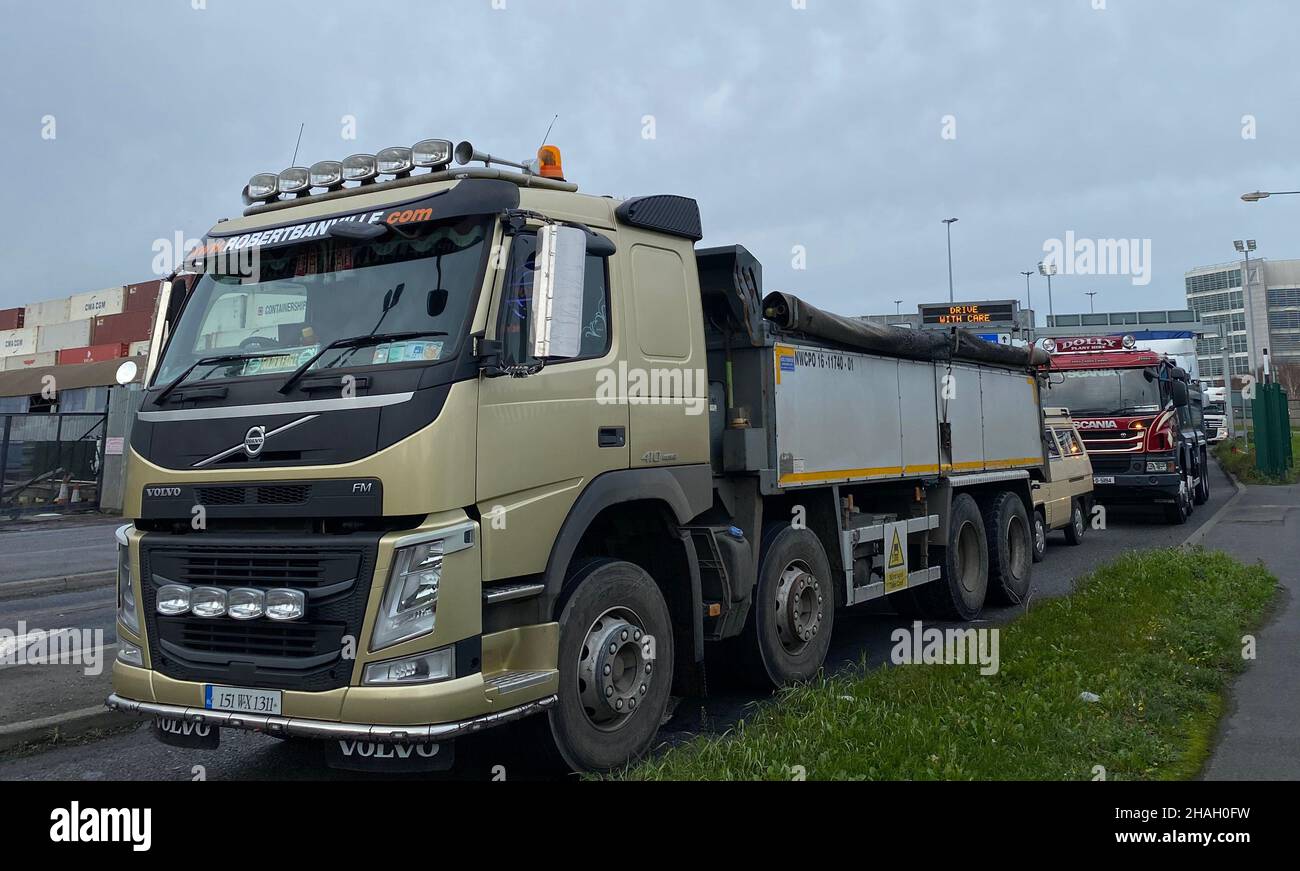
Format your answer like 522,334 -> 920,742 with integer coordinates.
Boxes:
0,307 -> 23,330
23,298 -> 71,327
124,279 -> 163,313
37,318 -> 94,353
0,327 -> 39,357
3,351 -> 56,370
91,310 -> 155,346
246,291 -> 308,329
128,339 -> 150,357
69,286 -> 126,319
58,343 -> 128,365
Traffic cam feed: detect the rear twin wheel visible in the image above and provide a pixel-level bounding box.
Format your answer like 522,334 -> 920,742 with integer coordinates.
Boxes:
738,525 -> 836,687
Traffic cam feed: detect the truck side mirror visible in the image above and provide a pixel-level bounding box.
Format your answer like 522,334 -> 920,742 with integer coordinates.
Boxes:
1171,379 -> 1189,408
530,224 -> 586,360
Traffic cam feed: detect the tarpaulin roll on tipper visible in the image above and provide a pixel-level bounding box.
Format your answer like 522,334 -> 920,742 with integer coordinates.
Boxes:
760,291 -> 1049,369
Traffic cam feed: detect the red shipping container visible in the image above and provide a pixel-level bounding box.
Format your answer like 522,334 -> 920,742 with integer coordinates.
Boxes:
92,310 -> 154,345
58,343 -> 128,365
0,307 -> 23,330
124,279 -> 162,313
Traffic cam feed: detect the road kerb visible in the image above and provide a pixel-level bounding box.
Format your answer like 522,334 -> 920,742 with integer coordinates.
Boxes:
1181,465 -> 1247,551
0,704 -> 128,753
0,570 -> 115,602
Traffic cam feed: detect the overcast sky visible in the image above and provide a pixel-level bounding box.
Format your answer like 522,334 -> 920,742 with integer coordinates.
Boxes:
0,0 -> 1296,320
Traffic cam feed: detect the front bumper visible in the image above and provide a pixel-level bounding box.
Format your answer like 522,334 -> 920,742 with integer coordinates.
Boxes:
105,691 -> 556,742
1091,471 -> 1181,504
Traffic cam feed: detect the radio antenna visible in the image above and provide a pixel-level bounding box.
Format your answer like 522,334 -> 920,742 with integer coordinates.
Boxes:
538,114 -> 558,149
290,122 -> 305,165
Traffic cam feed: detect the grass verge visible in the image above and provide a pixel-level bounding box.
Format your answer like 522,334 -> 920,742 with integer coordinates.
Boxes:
1213,435 -> 1299,485
611,548 -> 1276,781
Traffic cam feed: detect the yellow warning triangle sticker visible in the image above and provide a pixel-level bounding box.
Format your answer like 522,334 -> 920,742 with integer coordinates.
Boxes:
888,529 -> 905,568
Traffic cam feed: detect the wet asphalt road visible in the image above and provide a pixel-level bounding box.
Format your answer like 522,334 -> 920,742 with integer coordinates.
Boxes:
0,461 -> 1235,781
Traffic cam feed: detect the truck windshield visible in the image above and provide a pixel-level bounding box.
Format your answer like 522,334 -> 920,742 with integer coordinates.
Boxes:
1048,367 -> 1163,416
152,215 -> 491,387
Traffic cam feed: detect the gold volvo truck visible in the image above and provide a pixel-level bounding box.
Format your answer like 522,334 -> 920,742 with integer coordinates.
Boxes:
108,138 -> 1050,772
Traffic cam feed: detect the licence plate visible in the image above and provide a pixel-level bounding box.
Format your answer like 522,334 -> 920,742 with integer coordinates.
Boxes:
204,685 -> 282,715
1093,476 -> 1115,485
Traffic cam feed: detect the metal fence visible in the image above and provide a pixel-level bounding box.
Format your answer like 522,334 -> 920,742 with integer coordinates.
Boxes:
0,412 -> 108,518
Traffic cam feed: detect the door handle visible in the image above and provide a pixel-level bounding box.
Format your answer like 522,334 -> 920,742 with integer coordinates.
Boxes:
598,426 -> 626,448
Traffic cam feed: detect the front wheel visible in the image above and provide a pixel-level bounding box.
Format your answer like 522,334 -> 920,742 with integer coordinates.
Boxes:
1063,499 -> 1087,546
1164,478 -> 1191,525
548,559 -> 674,773
1193,458 -> 1211,505
1030,509 -> 1047,563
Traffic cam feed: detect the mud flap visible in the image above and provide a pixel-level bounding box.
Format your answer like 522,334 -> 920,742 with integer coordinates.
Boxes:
154,716 -> 220,749
324,738 -> 455,772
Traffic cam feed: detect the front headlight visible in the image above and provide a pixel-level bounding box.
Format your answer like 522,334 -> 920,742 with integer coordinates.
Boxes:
371,523 -> 474,651
373,541 -> 443,650
115,525 -> 138,635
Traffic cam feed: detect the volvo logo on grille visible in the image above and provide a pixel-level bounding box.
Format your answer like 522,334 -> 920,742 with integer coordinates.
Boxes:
243,426 -> 267,458
145,487 -> 182,498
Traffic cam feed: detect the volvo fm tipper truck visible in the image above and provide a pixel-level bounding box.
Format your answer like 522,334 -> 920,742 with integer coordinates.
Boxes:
108,138 -> 1050,771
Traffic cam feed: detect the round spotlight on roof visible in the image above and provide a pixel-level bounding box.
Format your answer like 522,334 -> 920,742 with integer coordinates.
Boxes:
277,166 -> 311,195
244,172 -> 279,203
412,138 -> 453,169
376,146 -> 414,176
342,153 -> 378,183
309,160 -> 344,190
1122,334 -> 1136,349
1041,337 -> 1057,353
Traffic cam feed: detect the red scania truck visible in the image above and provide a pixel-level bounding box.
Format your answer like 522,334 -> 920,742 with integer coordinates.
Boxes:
1040,335 -> 1209,524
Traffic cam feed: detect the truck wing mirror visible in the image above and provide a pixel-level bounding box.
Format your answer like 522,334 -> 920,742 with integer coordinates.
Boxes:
1171,379 -> 1189,407
530,224 -> 586,361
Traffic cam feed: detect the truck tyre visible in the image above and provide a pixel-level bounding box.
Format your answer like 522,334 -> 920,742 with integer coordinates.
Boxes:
547,558 -> 674,773
1164,477 -> 1192,524
737,525 -> 835,687
1193,457 -> 1210,505
1031,508 -> 1048,563
1062,498 -> 1086,546
908,493 -> 988,621
983,492 -> 1033,604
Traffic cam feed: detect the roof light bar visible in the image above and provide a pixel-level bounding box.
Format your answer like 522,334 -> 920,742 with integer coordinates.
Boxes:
244,172 -> 278,203
277,166 -> 311,195
309,159 -> 344,190
412,138 -> 453,169
342,153 -> 378,183
376,146 -> 414,176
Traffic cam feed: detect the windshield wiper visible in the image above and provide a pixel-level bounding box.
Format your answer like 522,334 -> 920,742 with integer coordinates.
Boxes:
277,331 -> 448,395
154,352 -> 287,404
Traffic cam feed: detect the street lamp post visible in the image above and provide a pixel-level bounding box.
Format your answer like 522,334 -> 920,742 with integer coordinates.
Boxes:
1038,261 -> 1057,325
1020,271 -> 1034,325
894,299 -> 903,317
943,218 -> 958,303
1233,239 -> 1259,380
1242,190 -> 1300,202
1085,291 -> 1098,313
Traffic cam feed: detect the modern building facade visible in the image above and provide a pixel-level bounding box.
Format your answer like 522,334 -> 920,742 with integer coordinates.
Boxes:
1184,258 -> 1300,384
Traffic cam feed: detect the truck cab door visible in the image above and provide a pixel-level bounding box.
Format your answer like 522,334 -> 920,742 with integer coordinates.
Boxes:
475,225 -> 628,584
